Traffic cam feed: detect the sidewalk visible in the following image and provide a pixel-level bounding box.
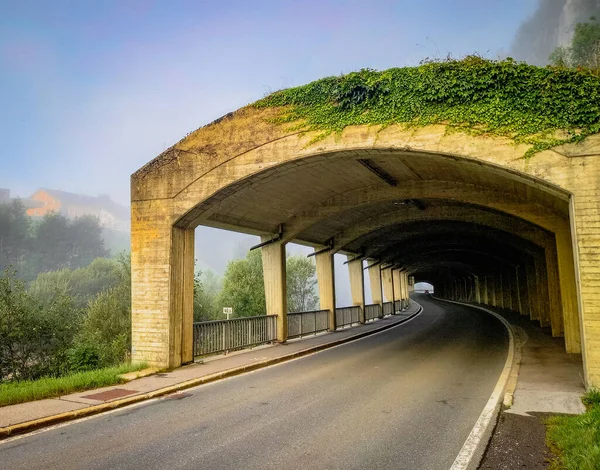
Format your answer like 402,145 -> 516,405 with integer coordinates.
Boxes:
0,304 -> 421,435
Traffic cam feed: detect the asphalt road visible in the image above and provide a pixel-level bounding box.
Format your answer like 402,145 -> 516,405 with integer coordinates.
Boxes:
0,295 -> 508,470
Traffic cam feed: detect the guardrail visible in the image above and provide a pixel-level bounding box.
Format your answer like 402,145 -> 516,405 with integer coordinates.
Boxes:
364,303 -> 382,321
287,309 -> 330,339
335,305 -> 361,328
193,315 -> 277,357
382,302 -> 394,316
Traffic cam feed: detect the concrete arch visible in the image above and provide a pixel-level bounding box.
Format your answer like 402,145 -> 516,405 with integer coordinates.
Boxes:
131,107 -> 600,385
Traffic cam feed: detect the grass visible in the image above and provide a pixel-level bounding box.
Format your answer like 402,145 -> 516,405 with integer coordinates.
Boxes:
546,388 -> 600,470
0,362 -> 147,407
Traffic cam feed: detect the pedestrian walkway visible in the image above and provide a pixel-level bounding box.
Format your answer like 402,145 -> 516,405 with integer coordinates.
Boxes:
0,304 -> 421,432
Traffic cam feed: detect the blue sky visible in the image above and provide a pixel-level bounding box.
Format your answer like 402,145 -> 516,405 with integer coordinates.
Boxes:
1,0 -> 538,204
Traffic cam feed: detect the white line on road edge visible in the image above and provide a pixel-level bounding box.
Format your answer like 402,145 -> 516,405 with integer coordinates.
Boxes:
433,297 -> 516,470
0,302 -> 424,445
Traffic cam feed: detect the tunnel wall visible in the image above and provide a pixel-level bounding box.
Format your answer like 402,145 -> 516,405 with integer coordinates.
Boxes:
131,108 -> 600,386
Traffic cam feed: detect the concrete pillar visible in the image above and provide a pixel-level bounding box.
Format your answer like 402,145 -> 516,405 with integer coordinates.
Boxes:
392,270 -> 402,311
347,257 -> 366,323
400,271 -> 407,309
261,238 -> 287,342
404,272 -> 411,306
495,273 -> 504,309
502,270 -> 512,311
518,264 -> 531,317
545,244 -> 564,337
511,266 -> 522,314
482,276 -> 489,305
526,258 -> 540,322
555,228 -> 581,354
368,262 -> 383,306
382,267 -> 394,303
537,252 -> 552,327
315,250 -> 336,331
131,218 -> 194,369
474,275 -> 481,304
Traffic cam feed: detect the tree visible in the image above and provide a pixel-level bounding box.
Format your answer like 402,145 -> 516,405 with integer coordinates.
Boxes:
0,269 -> 80,381
28,257 -> 121,308
193,270 -> 222,322
215,249 -> 320,319
0,200 -> 30,272
550,18 -> 600,69
218,250 -> 266,318
286,255 -> 319,313
21,213 -> 109,279
72,254 -> 131,367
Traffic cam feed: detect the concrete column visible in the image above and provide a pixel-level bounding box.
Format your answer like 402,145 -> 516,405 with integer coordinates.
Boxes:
131,213 -> 194,369
555,228 -> 581,354
348,255 -> 365,323
545,244 -> 564,337
511,266 -> 522,314
368,262 -> 383,306
347,257 -> 366,323
382,267 -> 394,303
404,272 -> 411,306
518,264 -> 531,317
482,276 -> 489,305
474,275 -> 481,304
392,270 -> 402,310
399,271 -> 407,309
315,250 -> 336,331
261,238 -> 287,342
502,270 -> 512,310
526,258 -> 540,322
495,273 -> 504,309
488,275 -> 497,307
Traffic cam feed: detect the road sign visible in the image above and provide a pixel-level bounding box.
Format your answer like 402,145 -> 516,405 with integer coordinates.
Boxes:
223,307 -> 233,320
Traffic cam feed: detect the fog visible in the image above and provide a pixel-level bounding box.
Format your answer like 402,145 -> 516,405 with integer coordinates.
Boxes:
4,0 -> 586,302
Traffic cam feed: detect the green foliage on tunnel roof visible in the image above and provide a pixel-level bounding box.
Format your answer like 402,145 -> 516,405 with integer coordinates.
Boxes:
254,56 -> 600,158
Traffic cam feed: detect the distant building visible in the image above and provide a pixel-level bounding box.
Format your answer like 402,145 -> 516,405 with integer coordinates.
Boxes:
26,189 -> 129,232
0,188 -> 43,209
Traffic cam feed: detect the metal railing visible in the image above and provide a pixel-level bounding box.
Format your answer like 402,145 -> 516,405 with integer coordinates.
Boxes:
335,305 -> 361,328
287,309 -> 329,339
394,300 -> 402,313
383,302 -> 394,316
193,315 -> 277,357
364,303 -> 382,322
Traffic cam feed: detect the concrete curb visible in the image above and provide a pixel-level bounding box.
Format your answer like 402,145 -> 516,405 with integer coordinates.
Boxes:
0,304 -> 423,440
432,296 -> 520,470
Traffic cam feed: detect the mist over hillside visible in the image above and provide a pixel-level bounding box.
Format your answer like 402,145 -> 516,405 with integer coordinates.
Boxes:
511,0 -> 600,65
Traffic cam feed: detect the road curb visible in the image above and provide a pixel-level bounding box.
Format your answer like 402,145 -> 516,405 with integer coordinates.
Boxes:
431,296 -> 520,470
0,304 -> 423,440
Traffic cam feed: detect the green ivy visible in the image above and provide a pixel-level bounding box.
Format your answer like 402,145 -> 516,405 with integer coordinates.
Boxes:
254,56 -> 600,158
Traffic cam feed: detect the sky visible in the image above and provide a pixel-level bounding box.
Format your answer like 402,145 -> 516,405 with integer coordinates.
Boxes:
1,0 -> 540,304
1,0 -> 538,204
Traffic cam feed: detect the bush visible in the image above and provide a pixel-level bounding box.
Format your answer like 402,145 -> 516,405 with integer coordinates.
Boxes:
0,270 -> 81,382
67,344 -> 101,372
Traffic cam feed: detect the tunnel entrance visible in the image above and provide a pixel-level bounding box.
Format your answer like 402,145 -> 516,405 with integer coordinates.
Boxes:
130,104 -> 599,385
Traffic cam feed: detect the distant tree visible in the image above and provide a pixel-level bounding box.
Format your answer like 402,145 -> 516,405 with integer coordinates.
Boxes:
0,200 -> 30,272
550,18 -> 600,69
21,213 -> 108,279
218,250 -> 266,318
215,249 -> 320,319
193,269 -> 222,322
29,257 -> 121,308
0,269 -> 80,381
68,216 -> 109,268
286,255 -> 319,313
72,254 -> 131,367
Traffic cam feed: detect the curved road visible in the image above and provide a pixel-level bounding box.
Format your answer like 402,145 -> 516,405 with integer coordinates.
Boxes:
0,295 -> 508,470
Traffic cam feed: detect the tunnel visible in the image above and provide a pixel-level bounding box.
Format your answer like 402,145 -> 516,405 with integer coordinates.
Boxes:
130,86 -> 600,386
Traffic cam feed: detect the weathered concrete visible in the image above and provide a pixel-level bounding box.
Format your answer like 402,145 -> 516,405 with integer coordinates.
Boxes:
130,105 -> 600,385
315,250 -> 336,330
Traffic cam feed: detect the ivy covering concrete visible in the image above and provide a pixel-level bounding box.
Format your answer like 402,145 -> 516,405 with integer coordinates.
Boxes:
255,56 -> 600,157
